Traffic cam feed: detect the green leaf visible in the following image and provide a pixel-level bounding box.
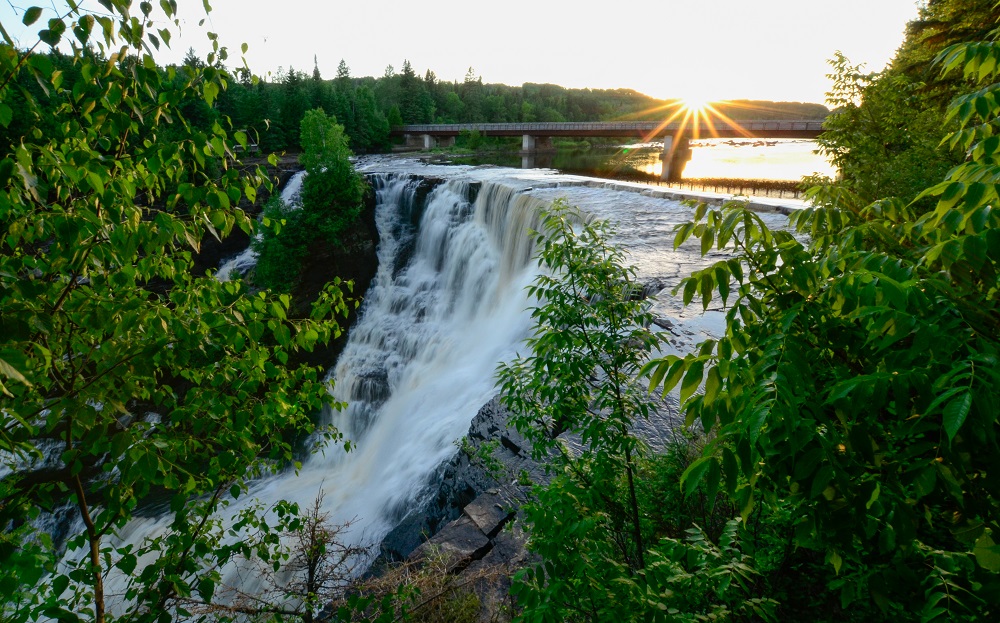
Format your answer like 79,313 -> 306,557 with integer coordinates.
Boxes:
673,222 -> 694,249
203,81 -> 219,107
681,457 -> 713,498
679,359 -> 704,404
700,226 -> 714,255
644,359 -> 669,392
660,358 -> 687,396
38,18 -> 66,46
0,355 -> 31,387
942,391 -> 972,442
974,532 -> 1000,572
715,265 -> 730,305
682,278 -> 697,306
22,7 -> 43,26
826,550 -> 843,575
118,552 -> 138,575
198,576 -> 216,601
703,366 -> 722,405
722,447 -> 739,495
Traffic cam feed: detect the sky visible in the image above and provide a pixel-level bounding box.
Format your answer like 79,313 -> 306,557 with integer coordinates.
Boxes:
2,0 -> 924,104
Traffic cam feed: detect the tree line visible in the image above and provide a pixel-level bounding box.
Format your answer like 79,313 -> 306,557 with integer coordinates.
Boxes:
221,58 -> 829,154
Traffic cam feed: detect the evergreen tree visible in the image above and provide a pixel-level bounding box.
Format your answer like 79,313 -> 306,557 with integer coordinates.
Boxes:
336,58 -> 351,84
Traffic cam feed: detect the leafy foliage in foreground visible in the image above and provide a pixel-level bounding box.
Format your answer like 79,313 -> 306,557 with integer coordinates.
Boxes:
498,203 -> 775,622
644,38 -> 1000,621
0,4 -> 350,622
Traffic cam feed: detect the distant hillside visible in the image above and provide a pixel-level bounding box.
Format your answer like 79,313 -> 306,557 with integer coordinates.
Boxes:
703,99 -> 829,120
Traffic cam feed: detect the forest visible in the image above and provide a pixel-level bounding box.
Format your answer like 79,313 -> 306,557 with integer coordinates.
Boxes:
2,0 -> 1000,621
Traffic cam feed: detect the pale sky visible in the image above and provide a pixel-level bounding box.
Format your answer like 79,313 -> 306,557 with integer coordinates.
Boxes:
2,0 -> 924,104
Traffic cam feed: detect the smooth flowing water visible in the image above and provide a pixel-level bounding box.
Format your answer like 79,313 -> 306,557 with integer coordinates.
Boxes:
102,157 -> 791,606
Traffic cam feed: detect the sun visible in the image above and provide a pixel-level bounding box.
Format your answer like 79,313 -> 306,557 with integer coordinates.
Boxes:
680,95 -> 715,114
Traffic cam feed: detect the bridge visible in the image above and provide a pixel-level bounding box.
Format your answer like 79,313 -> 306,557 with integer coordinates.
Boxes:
392,120 -> 825,181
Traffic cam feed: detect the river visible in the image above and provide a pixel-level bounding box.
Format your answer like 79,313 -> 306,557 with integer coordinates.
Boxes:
441,138 -> 836,188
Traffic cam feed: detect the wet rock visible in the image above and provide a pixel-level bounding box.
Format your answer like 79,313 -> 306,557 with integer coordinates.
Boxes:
641,278 -> 667,299
378,396 -> 536,563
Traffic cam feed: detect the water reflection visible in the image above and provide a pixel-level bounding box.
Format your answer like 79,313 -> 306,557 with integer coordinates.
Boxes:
450,139 -> 836,185
652,138 -> 836,181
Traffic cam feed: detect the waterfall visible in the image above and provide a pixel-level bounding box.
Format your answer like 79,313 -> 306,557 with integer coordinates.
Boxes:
101,171 -> 553,606
264,174 -> 550,542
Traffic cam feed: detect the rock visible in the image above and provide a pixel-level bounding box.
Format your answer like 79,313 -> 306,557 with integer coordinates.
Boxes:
653,317 -> 678,333
409,515 -> 492,573
465,522 -> 532,623
464,489 -> 516,538
287,184 -> 381,371
378,396 -> 534,563
642,278 -> 667,299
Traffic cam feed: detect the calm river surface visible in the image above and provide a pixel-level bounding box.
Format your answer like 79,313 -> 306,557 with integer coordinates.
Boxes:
444,138 -> 836,185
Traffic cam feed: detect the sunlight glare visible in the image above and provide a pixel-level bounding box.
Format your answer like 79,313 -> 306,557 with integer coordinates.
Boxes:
681,95 -> 714,114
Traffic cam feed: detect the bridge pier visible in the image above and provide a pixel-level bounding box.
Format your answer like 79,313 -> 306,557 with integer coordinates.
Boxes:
522,135 -> 553,153
661,135 -> 692,182
403,133 -> 452,150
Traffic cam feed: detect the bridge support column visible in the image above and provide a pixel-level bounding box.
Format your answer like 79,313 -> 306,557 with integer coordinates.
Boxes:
522,135 -> 554,153
422,134 -> 436,149
661,135 -> 692,182
403,133 -> 424,149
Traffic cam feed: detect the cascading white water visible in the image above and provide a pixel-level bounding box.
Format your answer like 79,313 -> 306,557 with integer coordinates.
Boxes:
104,171 -> 554,606
256,175 -> 551,546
